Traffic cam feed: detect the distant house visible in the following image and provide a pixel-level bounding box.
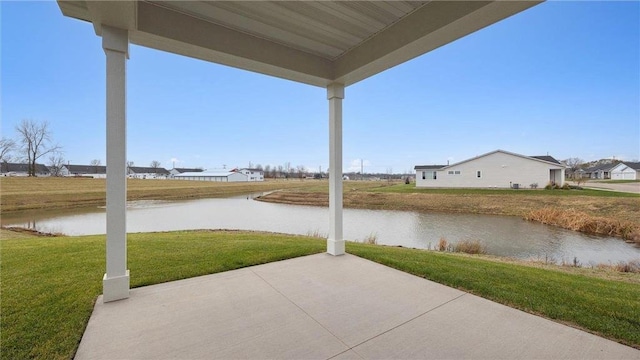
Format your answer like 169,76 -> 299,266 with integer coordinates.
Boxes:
128,166 -> 170,179
415,150 -> 565,189
610,162 -> 640,180
61,164 -> 107,178
174,170 -> 248,182
584,163 -> 618,179
1,162 -> 50,177
169,168 -> 204,176
236,168 -> 264,182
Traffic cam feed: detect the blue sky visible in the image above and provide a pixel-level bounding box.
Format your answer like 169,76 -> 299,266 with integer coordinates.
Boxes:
2,1 -> 639,173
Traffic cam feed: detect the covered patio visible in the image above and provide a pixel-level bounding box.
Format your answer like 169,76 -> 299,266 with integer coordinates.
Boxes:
75,253 -> 639,359
54,2 -> 640,358
57,0 -> 543,303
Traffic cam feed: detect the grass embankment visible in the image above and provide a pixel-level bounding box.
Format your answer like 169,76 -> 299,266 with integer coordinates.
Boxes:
2,230 -> 639,360
346,243 -> 640,349
0,230 -> 326,360
0,177 -> 313,213
260,183 -> 640,243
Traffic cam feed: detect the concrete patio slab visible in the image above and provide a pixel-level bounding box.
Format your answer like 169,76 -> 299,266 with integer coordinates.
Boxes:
75,253 -> 640,360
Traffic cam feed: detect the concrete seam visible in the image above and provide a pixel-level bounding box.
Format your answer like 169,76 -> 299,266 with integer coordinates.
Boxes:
349,292 -> 469,350
250,269 -> 352,350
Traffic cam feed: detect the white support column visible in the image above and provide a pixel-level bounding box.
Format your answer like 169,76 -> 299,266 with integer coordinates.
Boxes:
327,83 -> 345,256
102,25 -> 130,302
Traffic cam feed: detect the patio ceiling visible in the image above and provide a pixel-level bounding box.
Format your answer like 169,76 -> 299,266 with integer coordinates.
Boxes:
58,1 -> 541,87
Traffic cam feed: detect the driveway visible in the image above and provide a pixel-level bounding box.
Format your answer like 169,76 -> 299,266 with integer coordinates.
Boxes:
580,181 -> 640,194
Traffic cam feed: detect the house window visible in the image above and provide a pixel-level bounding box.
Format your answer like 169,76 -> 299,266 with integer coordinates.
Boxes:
454,170 -> 461,175
422,171 -> 437,180
477,171 -> 482,178
448,171 -> 454,175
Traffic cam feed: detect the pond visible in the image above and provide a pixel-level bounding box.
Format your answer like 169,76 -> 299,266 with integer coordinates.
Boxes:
3,194 -> 639,266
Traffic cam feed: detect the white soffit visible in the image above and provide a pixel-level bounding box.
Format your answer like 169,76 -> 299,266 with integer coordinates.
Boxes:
57,1 -> 542,87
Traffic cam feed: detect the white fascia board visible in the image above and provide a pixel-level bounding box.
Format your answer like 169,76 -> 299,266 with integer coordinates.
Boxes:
134,1 -> 334,87
334,1 -> 542,86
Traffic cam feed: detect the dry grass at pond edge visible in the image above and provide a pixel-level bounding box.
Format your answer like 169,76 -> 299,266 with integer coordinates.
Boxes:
0,177 -> 315,213
259,188 -> 640,244
525,208 -> 640,243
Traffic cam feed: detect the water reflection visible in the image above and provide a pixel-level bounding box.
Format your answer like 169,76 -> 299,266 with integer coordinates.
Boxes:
2,196 -> 639,265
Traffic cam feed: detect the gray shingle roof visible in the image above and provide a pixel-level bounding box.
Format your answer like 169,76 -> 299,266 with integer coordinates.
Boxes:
1,162 -> 49,173
620,162 -> 640,170
173,168 -> 203,173
414,165 -> 446,170
530,155 -> 561,165
129,166 -> 170,175
64,164 -> 107,174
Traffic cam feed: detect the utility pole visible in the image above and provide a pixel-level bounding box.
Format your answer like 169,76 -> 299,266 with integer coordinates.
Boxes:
361,159 -> 364,180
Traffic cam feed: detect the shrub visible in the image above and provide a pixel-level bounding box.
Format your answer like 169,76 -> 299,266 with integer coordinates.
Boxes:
363,232 -> 378,245
453,239 -> 487,254
437,237 -> 448,251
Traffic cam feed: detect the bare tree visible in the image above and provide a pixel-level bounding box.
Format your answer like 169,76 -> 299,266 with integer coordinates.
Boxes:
150,160 -> 161,173
563,157 -> 584,180
296,165 -> 306,180
15,119 -> 61,176
48,155 -> 66,177
264,164 -> 271,178
126,161 -> 134,175
0,137 -> 16,163
90,159 -> 102,174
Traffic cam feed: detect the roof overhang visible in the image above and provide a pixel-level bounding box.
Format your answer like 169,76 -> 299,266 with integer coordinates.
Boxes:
57,1 -> 542,87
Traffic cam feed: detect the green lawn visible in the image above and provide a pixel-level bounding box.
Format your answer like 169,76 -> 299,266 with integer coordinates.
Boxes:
593,180 -> 640,184
374,183 -> 640,197
347,243 -> 640,348
2,231 -> 639,359
0,231 -> 325,360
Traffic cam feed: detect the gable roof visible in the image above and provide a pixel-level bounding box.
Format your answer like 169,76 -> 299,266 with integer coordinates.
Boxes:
585,162 -> 618,172
530,155 -> 561,165
172,168 -> 203,173
129,166 -> 170,175
615,162 -> 640,171
414,165 -> 446,170
439,149 -> 565,170
64,164 -> 107,174
175,171 -> 247,178
1,162 -> 50,173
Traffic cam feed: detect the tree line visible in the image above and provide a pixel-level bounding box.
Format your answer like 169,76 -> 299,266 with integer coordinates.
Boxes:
1,119 -> 61,177
1,119 -> 167,177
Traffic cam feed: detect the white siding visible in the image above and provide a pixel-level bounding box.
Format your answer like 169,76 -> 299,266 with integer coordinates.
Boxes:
417,151 -> 564,188
611,163 -> 638,180
415,169 -> 440,187
174,171 -> 248,182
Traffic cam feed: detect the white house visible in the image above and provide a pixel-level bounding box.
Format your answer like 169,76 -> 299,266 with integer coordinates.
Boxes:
61,164 -> 107,178
236,168 -> 264,182
127,166 -> 170,179
1,163 -> 50,177
415,150 -> 565,189
584,163 -> 617,179
174,170 -> 248,182
169,168 -> 203,177
610,162 -> 640,180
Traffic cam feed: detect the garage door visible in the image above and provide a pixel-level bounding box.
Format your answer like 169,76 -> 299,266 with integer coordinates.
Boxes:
624,173 -> 635,180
